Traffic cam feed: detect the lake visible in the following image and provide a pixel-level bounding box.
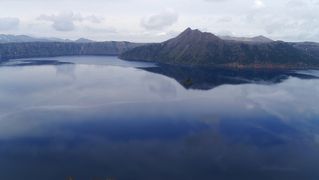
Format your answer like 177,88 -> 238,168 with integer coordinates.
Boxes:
0,56 -> 319,180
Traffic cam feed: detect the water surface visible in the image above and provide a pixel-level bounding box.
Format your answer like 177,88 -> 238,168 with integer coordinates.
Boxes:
0,56 -> 319,180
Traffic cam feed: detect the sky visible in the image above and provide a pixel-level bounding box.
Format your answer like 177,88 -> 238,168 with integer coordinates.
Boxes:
0,0 -> 319,42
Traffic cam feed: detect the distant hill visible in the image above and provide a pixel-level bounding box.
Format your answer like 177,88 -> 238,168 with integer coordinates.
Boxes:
0,41 -> 143,61
120,28 -> 319,68
291,42 -> 319,60
0,34 -> 71,43
75,38 -> 95,43
0,34 -> 97,43
219,35 -> 273,43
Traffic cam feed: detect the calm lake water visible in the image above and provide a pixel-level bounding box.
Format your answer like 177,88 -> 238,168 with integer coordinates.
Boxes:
0,56 -> 319,180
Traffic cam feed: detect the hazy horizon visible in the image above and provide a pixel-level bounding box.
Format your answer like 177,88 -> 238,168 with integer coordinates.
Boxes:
1,0 -> 319,42
0,28 -> 279,43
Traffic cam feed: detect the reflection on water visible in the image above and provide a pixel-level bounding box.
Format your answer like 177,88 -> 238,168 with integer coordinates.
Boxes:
141,64 -> 318,90
0,56 -> 319,180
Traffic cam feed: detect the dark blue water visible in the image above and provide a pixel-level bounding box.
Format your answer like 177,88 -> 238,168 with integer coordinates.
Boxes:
0,56 -> 319,180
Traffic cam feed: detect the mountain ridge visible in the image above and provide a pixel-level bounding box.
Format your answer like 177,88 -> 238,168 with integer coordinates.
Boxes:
0,34 -> 72,43
219,35 -> 273,43
120,28 -> 319,68
0,41 -> 143,61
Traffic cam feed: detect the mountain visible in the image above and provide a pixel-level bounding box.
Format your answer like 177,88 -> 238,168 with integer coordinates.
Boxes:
75,38 -> 95,43
0,34 -> 71,43
0,41 -> 143,61
219,35 -> 273,43
0,34 -> 98,43
120,28 -> 319,68
291,42 -> 319,60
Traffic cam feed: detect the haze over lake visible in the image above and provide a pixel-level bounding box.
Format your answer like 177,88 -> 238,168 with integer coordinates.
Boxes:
0,56 -> 319,180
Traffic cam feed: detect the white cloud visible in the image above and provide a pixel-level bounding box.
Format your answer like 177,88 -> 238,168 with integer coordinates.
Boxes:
216,30 -> 234,36
38,12 -> 102,32
141,9 -> 179,30
217,17 -> 233,23
253,0 -> 265,9
287,0 -> 307,8
0,17 -> 20,30
85,15 -> 103,24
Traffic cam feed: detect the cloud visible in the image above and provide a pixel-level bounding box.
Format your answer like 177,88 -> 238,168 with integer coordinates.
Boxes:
244,2 -> 319,42
217,16 -> 233,23
0,17 -> 20,30
216,30 -> 234,36
38,12 -> 102,32
253,0 -> 265,9
1,0 -> 319,42
141,9 -> 178,30
287,0 -> 307,8
83,26 -> 117,34
84,15 -> 103,24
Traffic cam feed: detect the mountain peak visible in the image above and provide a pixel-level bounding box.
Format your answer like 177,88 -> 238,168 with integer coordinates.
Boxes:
251,35 -> 273,42
180,28 -> 201,35
75,38 -> 95,43
184,27 -> 193,32
176,28 -> 220,42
